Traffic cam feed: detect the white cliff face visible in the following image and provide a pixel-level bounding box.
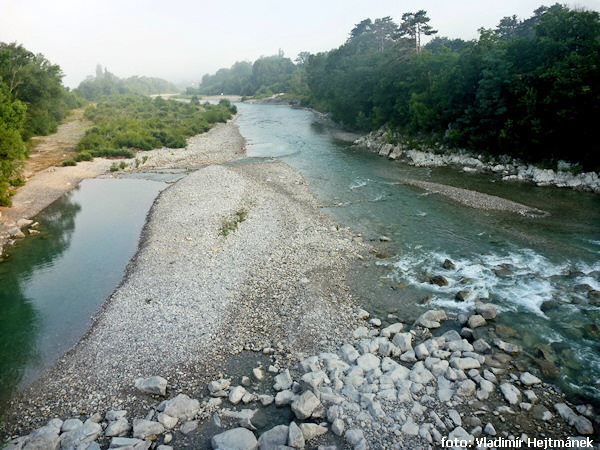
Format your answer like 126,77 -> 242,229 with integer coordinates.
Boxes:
354,128 -> 600,194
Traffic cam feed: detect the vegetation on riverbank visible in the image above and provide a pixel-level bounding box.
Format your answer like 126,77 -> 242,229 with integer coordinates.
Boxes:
191,4 -> 600,172
76,95 -> 237,157
0,43 -> 84,205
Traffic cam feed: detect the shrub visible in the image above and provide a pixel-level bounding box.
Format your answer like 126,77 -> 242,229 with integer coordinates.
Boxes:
61,160 -> 77,166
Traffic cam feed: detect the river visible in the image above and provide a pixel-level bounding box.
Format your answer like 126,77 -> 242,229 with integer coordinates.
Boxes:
235,103 -> 600,404
0,102 -> 598,408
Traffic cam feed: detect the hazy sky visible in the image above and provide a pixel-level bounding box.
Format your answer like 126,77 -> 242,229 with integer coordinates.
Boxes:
1,0 -> 599,88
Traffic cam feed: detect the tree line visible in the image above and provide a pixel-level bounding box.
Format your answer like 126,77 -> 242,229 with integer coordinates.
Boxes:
75,65 -> 177,101
0,43 -> 84,205
192,4 -> 600,171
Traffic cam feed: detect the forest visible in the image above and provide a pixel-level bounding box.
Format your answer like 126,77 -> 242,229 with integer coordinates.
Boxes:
192,4 -> 600,171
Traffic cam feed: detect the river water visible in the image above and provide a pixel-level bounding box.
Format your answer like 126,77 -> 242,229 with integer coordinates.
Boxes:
0,103 -> 598,408
235,103 -> 600,403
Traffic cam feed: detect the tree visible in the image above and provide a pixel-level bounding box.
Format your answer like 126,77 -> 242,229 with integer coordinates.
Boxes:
400,10 -> 438,53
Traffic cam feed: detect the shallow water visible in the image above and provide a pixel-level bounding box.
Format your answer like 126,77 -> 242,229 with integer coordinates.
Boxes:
236,103 -> 600,403
0,178 -> 165,403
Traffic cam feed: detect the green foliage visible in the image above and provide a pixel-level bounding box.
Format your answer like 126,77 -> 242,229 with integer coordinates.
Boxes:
0,80 -> 27,205
303,6 -> 600,170
60,160 -> 77,166
0,42 -> 77,140
77,95 -> 234,155
73,151 -> 93,162
219,209 -> 248,237
75,66 -> 177,101
188,52 -> 307,98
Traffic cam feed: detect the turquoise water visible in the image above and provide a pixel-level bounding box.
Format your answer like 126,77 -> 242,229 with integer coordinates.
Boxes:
0,178 -> 165,404
236,103 -> 600,403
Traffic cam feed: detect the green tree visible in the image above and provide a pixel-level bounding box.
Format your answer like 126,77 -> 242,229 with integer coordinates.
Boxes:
400,10 -> 438,53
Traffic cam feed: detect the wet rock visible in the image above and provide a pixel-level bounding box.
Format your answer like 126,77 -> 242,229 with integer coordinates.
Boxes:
493,266 -> 513,277
211,427 -> 258,450
429,275 -> 449,286
258,425 -> 289,448
540,300 -> 560,313
443,259 -> 456,270
475,302 -> 497,320
8,228 -> 25,238
468,315 -> 487,328
493,339 -> 520,354
534,358 -> 560,378
472,339 -> 491,354
494,325 -> 516,338
414,310 -> 447,329
135,376 -> 167,396
455,290 -> 472,302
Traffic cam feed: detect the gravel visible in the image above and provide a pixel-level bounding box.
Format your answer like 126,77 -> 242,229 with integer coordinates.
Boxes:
2,119 -> 366,437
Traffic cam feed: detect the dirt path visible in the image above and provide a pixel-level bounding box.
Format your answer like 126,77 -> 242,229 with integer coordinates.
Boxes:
24,109 -> 91,174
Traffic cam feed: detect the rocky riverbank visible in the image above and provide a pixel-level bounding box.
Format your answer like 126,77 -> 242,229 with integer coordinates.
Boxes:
354,128 -> 600,194
4,302 -> 597,449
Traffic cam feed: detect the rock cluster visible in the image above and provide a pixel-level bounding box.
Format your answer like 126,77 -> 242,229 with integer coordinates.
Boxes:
5,304 -> 596,449
0,218 -> 39,258
354,128 -> 600,193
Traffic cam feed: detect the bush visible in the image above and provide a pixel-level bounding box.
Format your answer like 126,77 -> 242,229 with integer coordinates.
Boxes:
73,151 -> 93,162
61,160 -> 77,166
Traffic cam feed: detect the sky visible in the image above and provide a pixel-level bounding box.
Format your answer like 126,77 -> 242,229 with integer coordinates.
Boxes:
1,0 -> 599,89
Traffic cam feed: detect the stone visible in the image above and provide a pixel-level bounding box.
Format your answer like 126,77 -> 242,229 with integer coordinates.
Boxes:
331,418 -> 344,436
258,394 -> 274,406
401,417 -> 419,435
299,423 -> 327,441
61,419 -> 83,432
456,379 -> 476,397
163,394 -> 200,420
353,326 -> 369,339
288,421 -> 305,448
21,427 -> 60,450
208,379 -> 231,394
554,403 -> 594,435
106,410 -> 127,421
339,344 -> 360,363
534,358 -> 560,378
109,437 -> 145,448
60,423 -> 103,449
229,386 -> 247,405
448,427 -> 474,445
414,343 -> 429,360
356,353 -> 380,372
132,419 -> 165,440
472,339 -> 491,354
448,410 -> 462,427
258,425 -> 289,448
520,372 -> 542,386
275,390 -> 296,406
381,323 -> 404,338
493,339 -> 520,355
429,275 -> 449,286
8,228 -> 26,238
450,357 -> 480,371
467,315 -> 487,329
500,383 -> 521,405
252,368 -> 265,382
135,376 -> 168,396
211,427 -> 258,450
475,302 -> 497,320
105,418 -> 131,437
392,332 -> 413,352
180,420 -> 198,434
157,413 -> 178,430
443,259 -> 456,270
16,219 -> 33,228
414,310 -> 447,328
274,370 -> 293,391
291,391 -> 321,420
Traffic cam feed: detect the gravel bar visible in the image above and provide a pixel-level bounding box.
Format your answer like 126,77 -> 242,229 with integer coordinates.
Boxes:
2,121 -> 367,436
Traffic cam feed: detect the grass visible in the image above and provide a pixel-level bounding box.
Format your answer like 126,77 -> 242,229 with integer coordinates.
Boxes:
219,209 -> 248,237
